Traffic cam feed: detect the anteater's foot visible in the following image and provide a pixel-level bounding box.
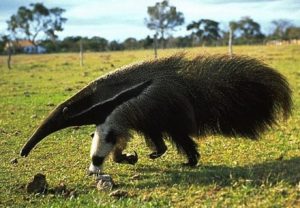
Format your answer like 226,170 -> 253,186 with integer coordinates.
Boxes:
149,145 -> 167,159
182,160 -> 197,167
113,151 -> 138,165
182,153 -> 200,167
149,152 -> 165,159
149,149 -> 166,159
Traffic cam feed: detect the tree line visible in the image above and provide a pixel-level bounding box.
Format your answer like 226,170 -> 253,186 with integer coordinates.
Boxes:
1,1 -> 300,55
3,18 -> 299,54
40,17 -> 300,53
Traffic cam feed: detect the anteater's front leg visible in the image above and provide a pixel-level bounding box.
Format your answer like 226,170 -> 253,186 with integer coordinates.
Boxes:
88,124 -> 117,175
146,132 -> 167,159
88,123 -> 138,175
112,139 -> 138,165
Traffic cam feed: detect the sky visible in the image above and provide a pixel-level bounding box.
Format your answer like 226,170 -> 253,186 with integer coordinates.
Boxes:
0,0 -> 300,41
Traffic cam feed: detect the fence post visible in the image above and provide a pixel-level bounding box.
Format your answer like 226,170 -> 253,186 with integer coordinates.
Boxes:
7,41 -> 12,70
154,33 -> 158,59
228,27 -> 233,57
80,39 -> 83,67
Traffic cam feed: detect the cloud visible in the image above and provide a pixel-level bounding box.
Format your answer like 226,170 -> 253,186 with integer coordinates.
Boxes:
1,0 -> 300,40
174,0 -> 300,31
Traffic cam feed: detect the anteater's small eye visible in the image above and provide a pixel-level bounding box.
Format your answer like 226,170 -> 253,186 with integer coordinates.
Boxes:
90,132 -> 95,138
62,107 -> 69,119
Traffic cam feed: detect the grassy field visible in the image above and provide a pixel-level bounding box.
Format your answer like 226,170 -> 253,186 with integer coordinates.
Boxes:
0,45 -> 299,207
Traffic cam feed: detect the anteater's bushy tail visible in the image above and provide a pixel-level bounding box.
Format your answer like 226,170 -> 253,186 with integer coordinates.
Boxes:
183,55 -> 292,138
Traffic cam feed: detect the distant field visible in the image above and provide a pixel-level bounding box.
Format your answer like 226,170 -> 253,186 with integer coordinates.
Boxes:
0,45 -> 299,207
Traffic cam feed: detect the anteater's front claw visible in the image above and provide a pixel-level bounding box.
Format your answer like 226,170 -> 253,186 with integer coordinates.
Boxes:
114,151 -> 138,165
125,151 -> 138,164
149,151 -> 165,159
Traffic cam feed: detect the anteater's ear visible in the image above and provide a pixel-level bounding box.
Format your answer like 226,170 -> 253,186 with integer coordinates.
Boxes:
67,80 -> 152,124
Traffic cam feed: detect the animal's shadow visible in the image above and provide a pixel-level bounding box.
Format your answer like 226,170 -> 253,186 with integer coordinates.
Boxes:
132,157 -> 300,189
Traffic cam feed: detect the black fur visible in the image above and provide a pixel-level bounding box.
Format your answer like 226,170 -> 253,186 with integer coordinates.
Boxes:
100,54 -> 292,165
92,156 -> 105,166
21,54 -> 292,166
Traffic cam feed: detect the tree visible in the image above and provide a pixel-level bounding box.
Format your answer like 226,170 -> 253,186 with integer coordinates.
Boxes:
141,35 -> 154,49
123,37 -> 140,50
109,41 -> 124,51
187,19 -> 221,46
0,35 -> 6,54
88,36 -> 108,51
60,36 -> 82,52
1,35 -> 12,69
175,36 -> 193,48
145,0 -> 184,48
40,39 -> 58,53
285,27 -> 300,40
238,17 -> 264,41
6,3 -> 67,51
229,17 -> 265,44
271,19 -> 293,40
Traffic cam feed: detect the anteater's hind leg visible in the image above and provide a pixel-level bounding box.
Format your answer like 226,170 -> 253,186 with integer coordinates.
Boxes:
112,138 -> 138,165
171,133 -> 200,167
146,132 -> 167,159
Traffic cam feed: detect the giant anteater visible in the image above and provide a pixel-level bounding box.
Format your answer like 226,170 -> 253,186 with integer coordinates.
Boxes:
20,54 -> 292,174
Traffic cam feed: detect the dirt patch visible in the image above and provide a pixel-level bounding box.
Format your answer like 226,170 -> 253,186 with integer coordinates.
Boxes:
26,173 -> 48,194
25,173 -> 77,198
96,174 -> 115,191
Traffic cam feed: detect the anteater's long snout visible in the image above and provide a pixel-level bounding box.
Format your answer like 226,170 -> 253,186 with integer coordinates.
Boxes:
20,126 -> 52,157
20,107 -> 66,157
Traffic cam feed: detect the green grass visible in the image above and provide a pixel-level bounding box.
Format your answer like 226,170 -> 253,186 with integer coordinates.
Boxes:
0,45 -> 300,207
